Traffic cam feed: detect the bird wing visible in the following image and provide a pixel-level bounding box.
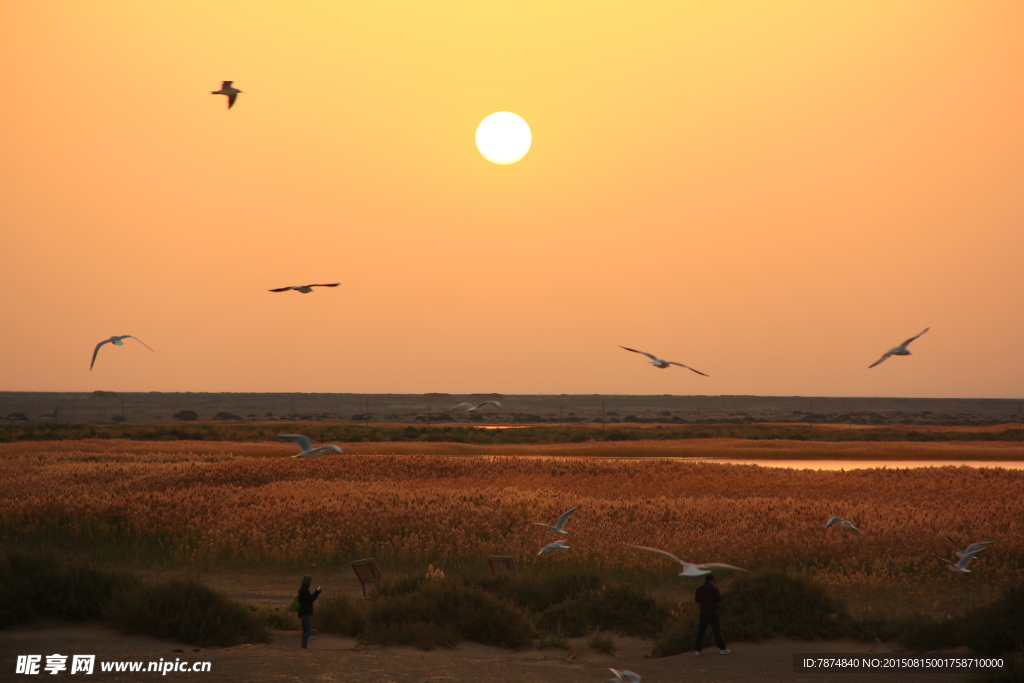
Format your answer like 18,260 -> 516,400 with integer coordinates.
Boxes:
474,400 -> 502,411
957,553 -> 979,570
222,81 -> 232,88
554,506 -> 579,529
946,536 -> 965,553
89,339 -> 111,370
963,542 -> 994,555
868,353 -> 891,369
448,403 -> 474,412
268,287 -> 295,292
824,517 -> 845,528
627,544 -> 687,567
620,346 -> 659,362
899,327 -> 930,349
667,362 -> 708,377
277,434 -> 313,452
695,562 -> 749,572
932,554 -> 954,567
126,336 -> 155,352
227,93 -> 237,108
310,283 -> 340,288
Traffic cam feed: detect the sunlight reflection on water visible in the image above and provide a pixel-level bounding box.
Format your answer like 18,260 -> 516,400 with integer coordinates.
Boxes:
687,459 -> 1024,470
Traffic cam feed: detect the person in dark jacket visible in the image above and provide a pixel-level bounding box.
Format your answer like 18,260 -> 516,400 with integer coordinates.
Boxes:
297,575 -> 321,649
693,575 -> 731,655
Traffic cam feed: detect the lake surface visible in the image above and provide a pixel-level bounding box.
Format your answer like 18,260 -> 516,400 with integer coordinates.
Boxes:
689,459 -> 1024,470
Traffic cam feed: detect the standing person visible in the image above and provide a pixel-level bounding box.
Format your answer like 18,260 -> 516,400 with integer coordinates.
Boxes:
297,575 -> 321,649
694,574 -> 731,655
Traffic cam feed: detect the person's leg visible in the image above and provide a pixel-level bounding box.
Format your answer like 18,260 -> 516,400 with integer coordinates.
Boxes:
709,612 -> 727,650
695,611 -> 710,652
301,616 -> 311,648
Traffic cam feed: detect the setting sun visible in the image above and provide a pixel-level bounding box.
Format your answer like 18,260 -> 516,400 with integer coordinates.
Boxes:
475,112 -> 532,165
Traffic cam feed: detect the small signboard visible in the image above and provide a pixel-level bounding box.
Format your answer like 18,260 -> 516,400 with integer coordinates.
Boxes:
351,558 -> 385,597
487,556 -> 517,575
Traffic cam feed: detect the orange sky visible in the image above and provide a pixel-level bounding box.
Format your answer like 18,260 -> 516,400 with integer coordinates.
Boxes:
1,2 -> 1022,397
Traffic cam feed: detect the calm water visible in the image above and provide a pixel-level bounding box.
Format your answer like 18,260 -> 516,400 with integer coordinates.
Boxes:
688,459 -> 1024,470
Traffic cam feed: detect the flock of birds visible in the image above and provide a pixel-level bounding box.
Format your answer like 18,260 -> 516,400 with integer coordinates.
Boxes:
89,321 -> 930,374
528,507 -> 992,576
100,74 -> 935,381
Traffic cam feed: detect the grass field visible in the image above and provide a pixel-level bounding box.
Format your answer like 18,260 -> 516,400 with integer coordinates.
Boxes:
2,440 -> 1021,592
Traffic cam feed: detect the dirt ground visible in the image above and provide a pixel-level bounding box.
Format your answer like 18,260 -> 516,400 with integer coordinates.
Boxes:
0,621 -> 972,683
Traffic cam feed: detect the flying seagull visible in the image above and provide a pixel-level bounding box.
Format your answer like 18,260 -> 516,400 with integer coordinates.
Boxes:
607,669 -> 642,683
447,400 -> 503,413
933,552 -> 982,574
868,328 -> 930,369
946,536 -> 994,559
824,516 -> 862,546
211,81 -> 242,109
268,283 -> 340,294
534,506 -> 579,535
90,335 -> 154,370
620,346 -> 708,376
538,540 -> 570,556
276,434 -> 343,458
627,545 -> 748,577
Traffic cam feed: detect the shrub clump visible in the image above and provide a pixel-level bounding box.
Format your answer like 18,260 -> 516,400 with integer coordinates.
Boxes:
537,584 -> 670,638
587,632 -> 617,654
652,573 -> 846,657
313,595 -> 365,637
0,554 -> 134,627
468,569 -> 601,614
106,578 -> 269,647
360,581 -> 535,650
893,581 -> 1024,654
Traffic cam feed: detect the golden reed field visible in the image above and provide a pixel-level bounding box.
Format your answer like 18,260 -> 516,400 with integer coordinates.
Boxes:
2,439 -> 1022,594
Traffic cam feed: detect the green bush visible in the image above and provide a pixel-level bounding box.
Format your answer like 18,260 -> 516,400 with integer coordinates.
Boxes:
256,606 -> 299,631
106,579 -> 269,647
536,634 -> 570,650
361,581 -> 535,650
651,573 -> 846,657
313,595 -> 365,636
587,632 -> 617,654
893,582 -> 1024,654
0,554 -> 135,627
469,569 -> 601,613
537,584 -> 670,638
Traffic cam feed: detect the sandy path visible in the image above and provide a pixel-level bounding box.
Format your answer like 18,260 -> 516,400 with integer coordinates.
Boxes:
0,622 -> 967,683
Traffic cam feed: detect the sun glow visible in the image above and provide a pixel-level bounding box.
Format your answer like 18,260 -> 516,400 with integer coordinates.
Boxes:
475,112 -> 532,165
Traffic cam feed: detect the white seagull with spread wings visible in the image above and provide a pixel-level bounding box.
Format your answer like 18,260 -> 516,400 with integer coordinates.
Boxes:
534,506 -> 579,535
868,328 -> 930,368
277,434 -> 343,458
268,283 -> 340,294
947,537 -> 994,559
211,81 -> 242,109
825,516 -> 862,546
538,540 -> 570,556
90,335 -> 154,370
620,346 -> 708,376
447,400 -> 502,413
607,669 -> 642,683
627,545 -> 748,577
934,552 -> 983,574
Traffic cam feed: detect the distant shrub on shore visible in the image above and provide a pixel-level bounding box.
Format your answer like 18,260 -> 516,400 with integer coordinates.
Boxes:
0,554 -> 267,647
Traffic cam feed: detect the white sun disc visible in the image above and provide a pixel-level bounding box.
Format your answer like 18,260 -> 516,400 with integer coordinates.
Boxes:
476,112 -> 532,165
